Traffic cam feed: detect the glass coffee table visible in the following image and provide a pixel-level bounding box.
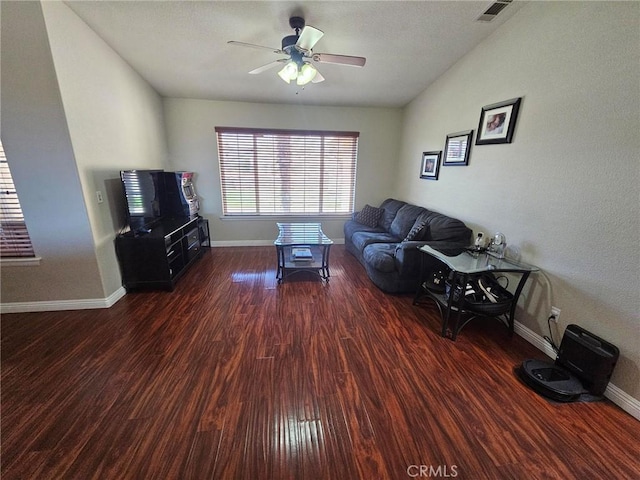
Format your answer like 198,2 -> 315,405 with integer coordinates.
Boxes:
274,223 -> 333,283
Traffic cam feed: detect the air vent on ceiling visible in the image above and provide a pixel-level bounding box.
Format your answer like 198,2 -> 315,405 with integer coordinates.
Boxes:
477,0 -> 513,22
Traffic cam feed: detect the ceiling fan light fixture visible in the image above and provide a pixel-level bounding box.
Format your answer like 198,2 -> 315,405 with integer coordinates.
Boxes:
296,63 -> 317,86
230,15 -> 367,86
278,61 -> 298,83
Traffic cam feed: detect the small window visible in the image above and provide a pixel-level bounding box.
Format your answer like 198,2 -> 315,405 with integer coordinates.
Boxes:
216,127 -> 359,216
0,140 -> 36,258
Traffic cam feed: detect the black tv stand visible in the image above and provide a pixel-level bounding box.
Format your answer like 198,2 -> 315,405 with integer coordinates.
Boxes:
115,216 -> 210,291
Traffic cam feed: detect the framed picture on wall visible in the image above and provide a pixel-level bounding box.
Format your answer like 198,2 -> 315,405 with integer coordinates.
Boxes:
443,130 -> 473,166
476,97 -> 522,145
420,151 -> 441,180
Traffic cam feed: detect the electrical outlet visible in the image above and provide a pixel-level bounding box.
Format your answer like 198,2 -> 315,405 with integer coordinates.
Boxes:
96,191 -> 104,204
549,306 -> 561,323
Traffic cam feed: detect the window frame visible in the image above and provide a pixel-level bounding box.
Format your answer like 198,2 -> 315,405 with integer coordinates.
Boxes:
0,140 -> 37,261
215,127 -> 359,217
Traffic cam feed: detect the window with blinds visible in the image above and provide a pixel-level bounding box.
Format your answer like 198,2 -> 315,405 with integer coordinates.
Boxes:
0,141 -> 36,258
215,127 -> 359,216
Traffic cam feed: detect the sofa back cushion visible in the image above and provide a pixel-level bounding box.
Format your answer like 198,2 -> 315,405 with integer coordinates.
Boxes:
378,198 -> 406,231
424,212 -> 472,242
389,204 -> 427,239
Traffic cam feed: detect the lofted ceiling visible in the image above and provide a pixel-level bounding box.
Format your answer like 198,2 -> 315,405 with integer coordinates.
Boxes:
64,1 -> 525,108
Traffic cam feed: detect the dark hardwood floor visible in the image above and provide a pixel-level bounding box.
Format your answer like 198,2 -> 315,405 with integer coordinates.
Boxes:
2,245 -> 639,479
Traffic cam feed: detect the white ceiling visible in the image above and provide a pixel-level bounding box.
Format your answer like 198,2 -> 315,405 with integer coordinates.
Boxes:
64,1 -> 525,108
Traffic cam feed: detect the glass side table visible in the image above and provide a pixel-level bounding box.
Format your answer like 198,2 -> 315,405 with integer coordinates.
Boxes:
414,245 -> 539,340
274,223 -> 333,283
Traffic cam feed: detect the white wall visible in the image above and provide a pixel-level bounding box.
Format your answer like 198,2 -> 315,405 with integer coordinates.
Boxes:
1,1 -> 103,302
41,1 -> 170,297
397,2 -> 639,399
163,98 -> 402,243
1,1 -> 169,306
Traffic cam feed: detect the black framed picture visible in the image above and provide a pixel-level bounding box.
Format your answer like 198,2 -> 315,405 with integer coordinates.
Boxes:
420,151 -> 441,180
476,97 -> 522,145
443,130 -> 473,166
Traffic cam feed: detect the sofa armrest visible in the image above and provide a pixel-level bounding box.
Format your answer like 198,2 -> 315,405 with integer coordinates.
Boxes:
395,240 -> 469,255
394,240 -> 469,277
393,241 -> 427,277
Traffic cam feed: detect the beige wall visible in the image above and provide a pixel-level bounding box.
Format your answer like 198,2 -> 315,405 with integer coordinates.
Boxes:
396,2 -> 639,398
1,1 -> 103,302
163,98 -> 402,242
41,1 -> 170,297
1,1 -> 169,304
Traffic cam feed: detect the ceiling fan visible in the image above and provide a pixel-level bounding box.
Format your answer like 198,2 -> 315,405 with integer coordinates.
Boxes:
228,16 -> 366,86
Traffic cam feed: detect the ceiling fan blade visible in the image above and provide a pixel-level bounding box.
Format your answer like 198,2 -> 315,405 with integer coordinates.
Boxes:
296,26 -> 324,51
249,60 -> 287,75
311,70 -> 325,84
228,41 -> 283,54
313,53 -> 366,67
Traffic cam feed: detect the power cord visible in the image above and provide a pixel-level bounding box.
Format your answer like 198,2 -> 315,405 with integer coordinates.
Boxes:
544,315 -> 559,354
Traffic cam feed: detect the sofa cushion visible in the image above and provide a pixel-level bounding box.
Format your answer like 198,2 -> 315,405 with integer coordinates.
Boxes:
343,219 -> 384,242
354,204 -> 383,228
389,204 -> 427,239
352,231 -> 401,252
404,212 -> 430,241
363,243 -> 397,273
378,198 -> 406,231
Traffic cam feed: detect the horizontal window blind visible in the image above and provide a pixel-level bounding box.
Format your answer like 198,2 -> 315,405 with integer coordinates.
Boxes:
0,141 -> 35,258
216,127 -> 359,216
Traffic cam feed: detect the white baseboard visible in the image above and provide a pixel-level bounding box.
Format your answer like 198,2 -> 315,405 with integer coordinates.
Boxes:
0,287 -> 127,314
514,321 -> 558,360
514,320 -> 640,421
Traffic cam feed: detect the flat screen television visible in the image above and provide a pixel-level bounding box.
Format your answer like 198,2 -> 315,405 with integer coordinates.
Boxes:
120,170 -> 165,232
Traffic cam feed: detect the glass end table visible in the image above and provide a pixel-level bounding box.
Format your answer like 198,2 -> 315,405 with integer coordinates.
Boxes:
414,245 -> 539,340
